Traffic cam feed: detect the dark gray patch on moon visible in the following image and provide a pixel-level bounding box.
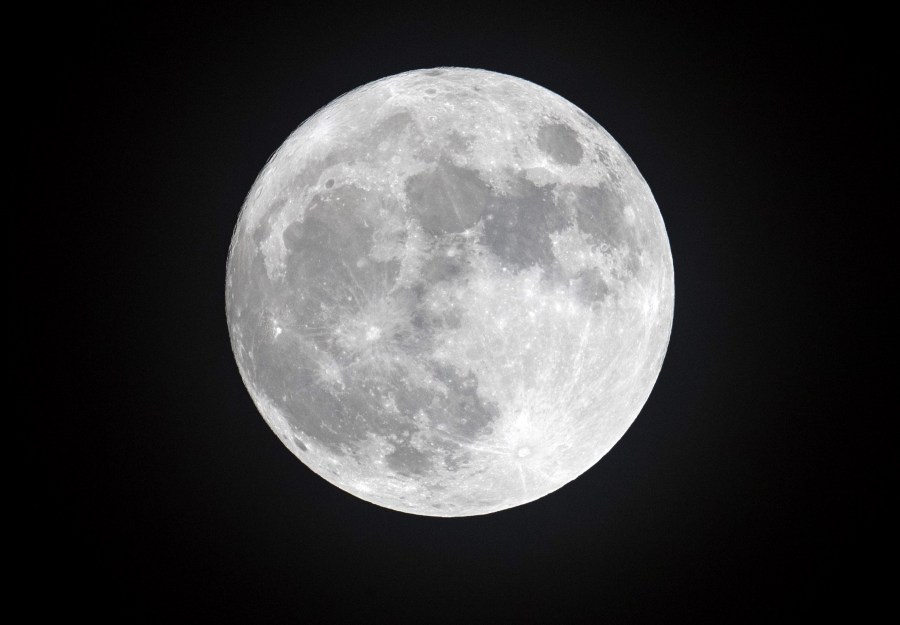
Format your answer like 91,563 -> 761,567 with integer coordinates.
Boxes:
573,268 -> 611,305
381,363 -> 500,476
246,341 -> 352,456
385,443 -> 432,476
571,184 -> 642,275
424,365 -> 498,438
444,131 -> 473,154
572,184 -> 630,249
412,296 -> 462,332
287,151 -> 347,198
536,123 -> 584,165
405,162 -> 490,235
419,240 -> 471,284
365,111 -> 416,151
283,185 -> 397,299
279,349 -> 500,473
482,174 -> 569,270
283,216 -> 351,289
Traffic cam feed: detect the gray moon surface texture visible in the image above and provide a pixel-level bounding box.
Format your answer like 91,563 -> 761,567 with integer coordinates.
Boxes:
225,67 -> 674,517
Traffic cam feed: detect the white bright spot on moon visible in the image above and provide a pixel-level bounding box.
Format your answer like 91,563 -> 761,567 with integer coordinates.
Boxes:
365,326 -> 381,342
225,67 -> 674,517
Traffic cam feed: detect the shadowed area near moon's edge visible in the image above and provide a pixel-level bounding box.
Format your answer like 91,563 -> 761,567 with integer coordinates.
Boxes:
226,67 -> 674,516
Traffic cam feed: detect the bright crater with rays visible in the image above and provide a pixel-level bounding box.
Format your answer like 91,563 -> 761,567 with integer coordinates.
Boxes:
226,68 -> 674,516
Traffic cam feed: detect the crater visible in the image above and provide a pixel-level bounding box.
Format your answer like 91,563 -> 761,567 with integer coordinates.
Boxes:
536,123 -> 583,165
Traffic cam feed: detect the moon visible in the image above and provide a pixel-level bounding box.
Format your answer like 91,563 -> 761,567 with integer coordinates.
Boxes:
226,68 -> 674,516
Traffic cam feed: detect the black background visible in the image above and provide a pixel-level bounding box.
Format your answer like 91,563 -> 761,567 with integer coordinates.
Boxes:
26,2 -> 887,622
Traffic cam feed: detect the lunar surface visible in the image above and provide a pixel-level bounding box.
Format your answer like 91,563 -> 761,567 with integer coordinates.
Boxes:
226,68 -> 674,516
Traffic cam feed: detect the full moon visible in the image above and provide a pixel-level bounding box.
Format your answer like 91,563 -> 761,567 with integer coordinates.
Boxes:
226,68 -> 674,516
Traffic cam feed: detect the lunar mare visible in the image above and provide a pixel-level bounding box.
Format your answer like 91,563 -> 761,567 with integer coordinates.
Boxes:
226,68 -> 674,516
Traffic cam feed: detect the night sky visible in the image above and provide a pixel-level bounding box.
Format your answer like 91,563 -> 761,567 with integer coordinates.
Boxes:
26,3 -> 886,622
